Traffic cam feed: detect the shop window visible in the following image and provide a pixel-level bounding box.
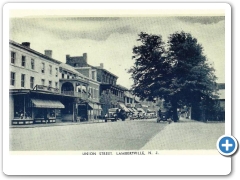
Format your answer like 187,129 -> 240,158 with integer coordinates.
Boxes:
49,109 -> 55,118
14,96 -> 32,119
35,108 -> 45,118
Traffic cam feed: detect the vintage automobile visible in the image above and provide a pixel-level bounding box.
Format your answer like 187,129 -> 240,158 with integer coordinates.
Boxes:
157,109 -> 173,123
105,108 -> 118,122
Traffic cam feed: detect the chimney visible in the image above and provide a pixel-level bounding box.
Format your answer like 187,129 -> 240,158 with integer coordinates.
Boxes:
44,50 -> 52,58
22,42 -> 30,48
66,54 -> 70,63
83,53 -> 87,63
100,63 -> 104,68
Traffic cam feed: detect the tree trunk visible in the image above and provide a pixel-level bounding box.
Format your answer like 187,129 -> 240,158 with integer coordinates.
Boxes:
172,100 -> 179,122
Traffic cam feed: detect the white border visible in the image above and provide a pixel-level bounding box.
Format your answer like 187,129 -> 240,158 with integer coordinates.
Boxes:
3,3 -> 231,175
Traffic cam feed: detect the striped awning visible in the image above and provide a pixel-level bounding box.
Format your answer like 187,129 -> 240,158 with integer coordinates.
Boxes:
137,108 -> 146,113
118,103 -> 130,112
87,102 -> 102,110
31,99 -> 65,108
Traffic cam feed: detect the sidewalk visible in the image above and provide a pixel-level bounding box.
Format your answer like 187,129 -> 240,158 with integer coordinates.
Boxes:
141,118 -> 225,150
10,119 -> 105,128
10,118 -> 132,128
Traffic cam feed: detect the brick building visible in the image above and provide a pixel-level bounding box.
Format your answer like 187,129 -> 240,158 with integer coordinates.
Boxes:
66,54 -> 128,116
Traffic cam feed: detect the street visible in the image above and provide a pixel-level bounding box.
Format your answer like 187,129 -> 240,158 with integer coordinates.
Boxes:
9,118 -> 225,151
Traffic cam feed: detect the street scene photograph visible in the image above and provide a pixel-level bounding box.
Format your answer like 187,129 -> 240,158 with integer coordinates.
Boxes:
9,10 -> 225,152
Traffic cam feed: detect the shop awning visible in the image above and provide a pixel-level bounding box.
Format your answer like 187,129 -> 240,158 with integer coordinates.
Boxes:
118,103 -> 130,112
31,99 -> 65,108
137,108 -> 146,113
87,102 -> 102,110
147,109 -> 155,113
131,108 -> 138,113
128,108 -> 134,112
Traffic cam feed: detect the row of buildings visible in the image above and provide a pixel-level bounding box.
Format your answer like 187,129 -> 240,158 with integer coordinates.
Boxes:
9,40 -> 157,125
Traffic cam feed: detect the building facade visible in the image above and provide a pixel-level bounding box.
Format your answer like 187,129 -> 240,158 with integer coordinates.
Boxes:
66,54 -> 129,116
9,40 -> 64,125
9,40 -> 102,125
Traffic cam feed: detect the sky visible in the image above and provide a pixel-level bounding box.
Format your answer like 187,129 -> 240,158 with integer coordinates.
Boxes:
10,14 -> 225,89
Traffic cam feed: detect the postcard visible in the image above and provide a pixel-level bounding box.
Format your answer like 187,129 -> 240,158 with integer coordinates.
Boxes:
3,2 -> 233,176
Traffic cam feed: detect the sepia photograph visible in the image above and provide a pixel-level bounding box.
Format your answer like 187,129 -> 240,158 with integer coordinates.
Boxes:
8,7 -> 226,153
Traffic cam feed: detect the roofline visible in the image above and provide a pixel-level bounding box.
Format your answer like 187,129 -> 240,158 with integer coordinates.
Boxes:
93,66 -> 118,78
10,40 -> 62,64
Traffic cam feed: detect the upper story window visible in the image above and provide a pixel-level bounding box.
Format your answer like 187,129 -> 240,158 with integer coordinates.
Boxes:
11,51 -> 16,64
21,56 -> 26,67
67,75 -> 70,79
55,82 -> 58,88
42,63 -> 45,73
56,68 -> 58,77
31,59 -> 34,70
62,73 -> 64,79
92,71 -> 95,80
49,65 -> 52,75
10,72 -> 15,86
30,76 -> 34,89
21,74 -> 25,87
49,81 -> 52,87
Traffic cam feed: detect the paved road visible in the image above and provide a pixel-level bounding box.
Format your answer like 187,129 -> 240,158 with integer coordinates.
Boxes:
141,118 -> 225,150
10,119 -> 167,151
9,118 -> 225,151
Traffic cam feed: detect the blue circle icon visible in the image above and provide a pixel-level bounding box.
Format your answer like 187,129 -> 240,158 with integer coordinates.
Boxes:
217,135 -> 238,156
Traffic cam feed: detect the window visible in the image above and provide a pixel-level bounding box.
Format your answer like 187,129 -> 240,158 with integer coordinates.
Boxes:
30,76 -> 34,89
41,79 -> 45,86
11,51 -> 15,64
92,71 -> 95,80
49,81 -> 52,87
62,73 -> 64,79
10,72 -> 15,86
67,75 -> 70,79
49,65 -> 52,75
31,59 -> 34,70
56,68 -> 58,77
55,82 -> 58,88
21,74 -> 25,87
21,56 -> 26,67
42,63 -> 45,73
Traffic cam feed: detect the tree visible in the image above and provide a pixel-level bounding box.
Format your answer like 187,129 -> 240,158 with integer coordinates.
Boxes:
129,31 -> 217,122
129,32 -> 171,101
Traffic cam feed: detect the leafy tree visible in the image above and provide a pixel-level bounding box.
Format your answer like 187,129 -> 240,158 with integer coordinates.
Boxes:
129,32 -> 171,101
129,31 -> 217,122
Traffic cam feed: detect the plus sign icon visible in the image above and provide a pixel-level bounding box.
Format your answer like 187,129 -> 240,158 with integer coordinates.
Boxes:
217,135 -> 238,156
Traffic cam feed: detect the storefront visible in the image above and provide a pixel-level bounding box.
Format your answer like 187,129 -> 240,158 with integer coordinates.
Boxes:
10,90 -> 65,125
77,102 -> 102,121
31,98 -> 65,123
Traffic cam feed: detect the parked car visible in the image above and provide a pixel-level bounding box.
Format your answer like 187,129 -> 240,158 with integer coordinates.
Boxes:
146,112 -> 156,119
105,108 -> 118,122
157,108 -> 173,123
